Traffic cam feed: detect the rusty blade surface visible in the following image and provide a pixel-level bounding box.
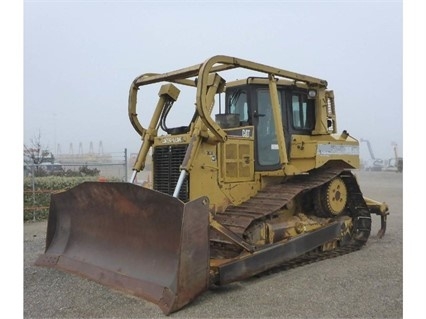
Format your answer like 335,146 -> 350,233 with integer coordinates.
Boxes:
35,182 -> 210,315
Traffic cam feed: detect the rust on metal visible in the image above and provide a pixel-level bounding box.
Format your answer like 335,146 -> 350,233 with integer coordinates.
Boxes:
35,182 -> 210,315
216,221 -> 344,285
211,167 -> 344,244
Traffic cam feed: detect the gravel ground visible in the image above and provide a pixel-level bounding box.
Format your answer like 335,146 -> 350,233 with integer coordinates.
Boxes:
24,170 -> 403,319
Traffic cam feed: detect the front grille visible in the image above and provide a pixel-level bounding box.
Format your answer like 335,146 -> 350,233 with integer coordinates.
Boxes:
153,144 -> 189,202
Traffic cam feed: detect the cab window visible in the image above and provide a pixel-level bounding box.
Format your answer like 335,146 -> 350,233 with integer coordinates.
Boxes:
256,88 -> 282,167
228,89 -> 248,123
291,94 -> 314,130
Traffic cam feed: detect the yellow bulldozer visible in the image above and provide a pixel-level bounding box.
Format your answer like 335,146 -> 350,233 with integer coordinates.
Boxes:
35,55 -> 389,315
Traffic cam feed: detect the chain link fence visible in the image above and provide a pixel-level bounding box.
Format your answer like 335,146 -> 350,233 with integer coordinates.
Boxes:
24,149 -> 134,221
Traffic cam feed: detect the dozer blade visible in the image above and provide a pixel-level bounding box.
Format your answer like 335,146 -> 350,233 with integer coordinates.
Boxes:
35,182 -> 210,315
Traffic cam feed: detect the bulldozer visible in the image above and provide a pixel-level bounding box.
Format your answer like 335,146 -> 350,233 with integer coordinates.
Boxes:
35,55 -> 389,315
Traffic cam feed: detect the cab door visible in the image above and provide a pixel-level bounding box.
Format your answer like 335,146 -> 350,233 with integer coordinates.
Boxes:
252,86 -> 291,171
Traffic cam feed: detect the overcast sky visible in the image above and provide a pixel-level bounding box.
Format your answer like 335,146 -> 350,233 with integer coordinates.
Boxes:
24,1 -> 402,161
7,1 -> 425,315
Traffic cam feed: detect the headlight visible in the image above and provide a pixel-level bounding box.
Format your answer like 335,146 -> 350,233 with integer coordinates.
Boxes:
308,89 -> 317,99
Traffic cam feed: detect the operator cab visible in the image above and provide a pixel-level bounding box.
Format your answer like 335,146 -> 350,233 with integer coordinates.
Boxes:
217,77 -> 316,171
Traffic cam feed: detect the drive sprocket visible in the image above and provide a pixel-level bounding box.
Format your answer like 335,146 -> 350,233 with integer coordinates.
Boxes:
314,176 -> 348,217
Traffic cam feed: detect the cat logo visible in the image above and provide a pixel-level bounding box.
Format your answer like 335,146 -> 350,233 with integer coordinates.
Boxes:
242,129 -> 251,137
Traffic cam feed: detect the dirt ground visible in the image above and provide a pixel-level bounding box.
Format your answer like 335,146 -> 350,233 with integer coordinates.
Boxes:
24,170 -> 403,318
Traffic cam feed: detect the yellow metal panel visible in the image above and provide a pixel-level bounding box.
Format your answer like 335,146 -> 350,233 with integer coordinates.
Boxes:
221,137 -> 254,183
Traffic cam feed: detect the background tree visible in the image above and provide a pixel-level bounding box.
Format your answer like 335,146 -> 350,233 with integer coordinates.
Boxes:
24,131 -> 53,176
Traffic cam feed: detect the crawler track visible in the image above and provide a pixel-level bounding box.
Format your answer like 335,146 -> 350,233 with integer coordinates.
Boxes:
211,167 -> 372,268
